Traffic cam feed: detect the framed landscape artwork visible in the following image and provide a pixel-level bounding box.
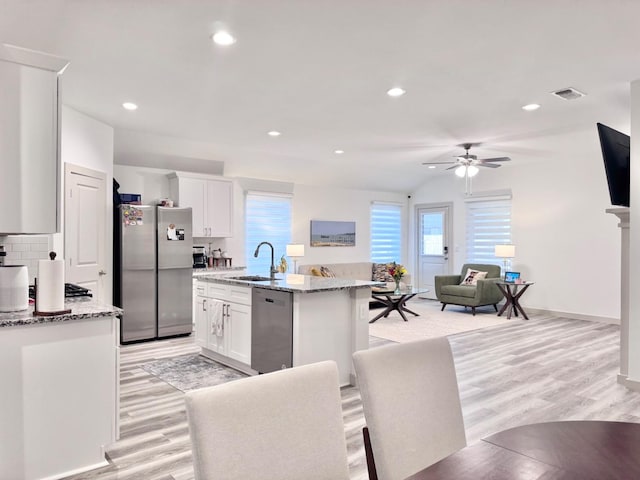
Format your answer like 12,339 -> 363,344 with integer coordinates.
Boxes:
310,220 -> 356,247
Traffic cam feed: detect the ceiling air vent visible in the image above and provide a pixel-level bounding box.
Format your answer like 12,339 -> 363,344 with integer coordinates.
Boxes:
550,87 -> 586,100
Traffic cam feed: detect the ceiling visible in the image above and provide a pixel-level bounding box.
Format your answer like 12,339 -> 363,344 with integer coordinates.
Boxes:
2,0 -> 640,193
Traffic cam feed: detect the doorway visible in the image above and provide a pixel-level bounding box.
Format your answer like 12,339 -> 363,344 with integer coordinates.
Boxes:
64,164 -> 107,302
416,204 -> 452,300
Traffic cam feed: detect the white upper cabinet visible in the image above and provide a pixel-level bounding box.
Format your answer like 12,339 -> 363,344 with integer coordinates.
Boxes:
0,44 -> 69,234
169,172 -> 234,238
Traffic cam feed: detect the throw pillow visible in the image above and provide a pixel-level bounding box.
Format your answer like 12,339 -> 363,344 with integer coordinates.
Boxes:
320,266 -> 336,278
460,268 -> 488,286
372,263 -> 394,282
310,267 -> 322,276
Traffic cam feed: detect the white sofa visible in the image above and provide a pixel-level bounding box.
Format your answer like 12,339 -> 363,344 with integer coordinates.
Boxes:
298,262 -> 375,281
298,262 -> 411,308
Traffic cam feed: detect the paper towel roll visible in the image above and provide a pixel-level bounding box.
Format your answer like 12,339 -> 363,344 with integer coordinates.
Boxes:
37,259 -> 65,312
0,265 -> 29,312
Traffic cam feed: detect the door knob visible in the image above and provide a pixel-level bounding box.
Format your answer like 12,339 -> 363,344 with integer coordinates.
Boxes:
98,270 -> 107,276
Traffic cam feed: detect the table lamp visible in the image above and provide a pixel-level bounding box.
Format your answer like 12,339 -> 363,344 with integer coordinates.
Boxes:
286,244 -> 305,273
494,244 -> 515,277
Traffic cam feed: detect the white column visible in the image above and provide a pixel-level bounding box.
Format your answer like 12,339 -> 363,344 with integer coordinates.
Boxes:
607,208 -> 629,382
626,79 -> 640,389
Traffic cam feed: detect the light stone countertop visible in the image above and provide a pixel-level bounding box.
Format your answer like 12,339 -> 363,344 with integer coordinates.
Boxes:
192,266 -> 245,278
196,273 -> 382,293
0,297 -> 122,328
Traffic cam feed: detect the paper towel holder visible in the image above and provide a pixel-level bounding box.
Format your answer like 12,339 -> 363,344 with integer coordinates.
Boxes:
32,278 -> 71,316
33,251 -> 72,317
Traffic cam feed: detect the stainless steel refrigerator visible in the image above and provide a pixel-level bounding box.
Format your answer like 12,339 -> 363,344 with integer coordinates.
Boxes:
118,205 -> 193,343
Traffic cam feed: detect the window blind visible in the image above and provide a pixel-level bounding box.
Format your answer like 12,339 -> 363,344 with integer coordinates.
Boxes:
371,203 -> 402,263
465,198 -> 511,264
245,193 -> 292,273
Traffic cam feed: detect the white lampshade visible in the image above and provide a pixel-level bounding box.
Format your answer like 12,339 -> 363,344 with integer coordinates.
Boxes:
454,165 -> 480,178
286,244 -> 305,258
494,244 -> 516,258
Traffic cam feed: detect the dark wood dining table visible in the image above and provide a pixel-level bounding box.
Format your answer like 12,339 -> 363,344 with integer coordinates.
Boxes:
404,421 -> 640,480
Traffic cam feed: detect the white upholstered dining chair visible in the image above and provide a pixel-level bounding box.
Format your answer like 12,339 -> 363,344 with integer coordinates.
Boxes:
184,360 -> 350,480
353,337 -> 466,480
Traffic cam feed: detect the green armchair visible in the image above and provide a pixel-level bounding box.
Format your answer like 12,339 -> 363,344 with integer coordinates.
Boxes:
435,263 -> 503,315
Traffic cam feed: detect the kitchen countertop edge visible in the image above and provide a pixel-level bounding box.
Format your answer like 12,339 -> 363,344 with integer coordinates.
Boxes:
0,297 -> 123,328
196,274 -> 382,293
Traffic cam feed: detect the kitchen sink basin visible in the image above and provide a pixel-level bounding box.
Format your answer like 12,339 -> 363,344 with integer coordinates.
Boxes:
228,275 -> 281,282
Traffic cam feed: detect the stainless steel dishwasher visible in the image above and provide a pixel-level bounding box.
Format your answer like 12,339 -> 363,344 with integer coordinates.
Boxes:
251,287 -> 293,373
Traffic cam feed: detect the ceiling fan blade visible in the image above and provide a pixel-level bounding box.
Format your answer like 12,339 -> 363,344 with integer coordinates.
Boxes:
422,161 -> 457,165
446,165 -> 460,170
478,163 -> 501,168
479,157 -> 511,163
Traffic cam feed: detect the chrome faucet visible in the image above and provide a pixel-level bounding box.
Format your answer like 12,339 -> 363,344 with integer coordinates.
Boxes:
254,241 -> 277,280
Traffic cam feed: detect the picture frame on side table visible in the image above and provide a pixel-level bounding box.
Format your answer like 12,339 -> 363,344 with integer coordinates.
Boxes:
504,271 -> 521,283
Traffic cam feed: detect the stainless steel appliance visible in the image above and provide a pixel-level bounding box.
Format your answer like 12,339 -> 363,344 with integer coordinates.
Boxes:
117,205 -> 193,343
193,246 -> 207,268
251,288 -> 293,373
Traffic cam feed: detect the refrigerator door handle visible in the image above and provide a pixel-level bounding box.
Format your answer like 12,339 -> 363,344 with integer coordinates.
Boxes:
203,299 -> 207,311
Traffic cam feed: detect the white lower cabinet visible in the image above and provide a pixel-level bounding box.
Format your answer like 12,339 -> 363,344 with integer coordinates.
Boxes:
196,281 -> 252,371
194,294 -> 208,348
227,302 -> 251,364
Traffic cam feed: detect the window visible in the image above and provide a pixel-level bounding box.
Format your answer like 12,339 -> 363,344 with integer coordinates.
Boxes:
245,193 -> 292,274
465,196 -> 511,264
371,202 -> 402,263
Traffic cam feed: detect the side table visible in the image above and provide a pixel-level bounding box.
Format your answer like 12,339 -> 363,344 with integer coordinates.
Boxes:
496,281 -> 534,320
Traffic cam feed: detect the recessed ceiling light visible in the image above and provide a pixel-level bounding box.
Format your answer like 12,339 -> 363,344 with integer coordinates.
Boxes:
428,165 -> 436,169
267,131 -> 281,137
122,102 -> 138,111
522,103 -> 540,111
212,31 -> 236,46
387,87 -> 406,97
334,149 -> 344,154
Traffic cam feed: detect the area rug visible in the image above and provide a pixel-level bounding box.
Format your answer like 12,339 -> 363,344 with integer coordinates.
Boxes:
369,298 -> 518,343
141,354 -> 247,392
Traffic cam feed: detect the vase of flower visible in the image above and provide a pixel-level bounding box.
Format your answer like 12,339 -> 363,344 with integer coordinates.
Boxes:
388,261 -> 407,294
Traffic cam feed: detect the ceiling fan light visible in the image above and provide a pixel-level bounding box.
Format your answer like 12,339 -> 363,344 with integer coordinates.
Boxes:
467,165 -> 480,177
455,165 -> 467,178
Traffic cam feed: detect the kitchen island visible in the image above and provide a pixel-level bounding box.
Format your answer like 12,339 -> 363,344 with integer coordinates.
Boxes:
0,298 -> 121,480
194,273 -> 378,385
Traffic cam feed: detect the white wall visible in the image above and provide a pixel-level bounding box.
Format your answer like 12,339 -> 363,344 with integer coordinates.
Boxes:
293,185 -> 409,266
58,106 -> 114,303
627,79 -> 640,381
411,127 -> 622,320
113,164 -> 173,204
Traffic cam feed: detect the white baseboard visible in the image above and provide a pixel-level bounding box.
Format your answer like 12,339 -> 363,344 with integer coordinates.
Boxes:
526,307 -> 619,325
39,459 -> 110,480
617,373 -> 640,392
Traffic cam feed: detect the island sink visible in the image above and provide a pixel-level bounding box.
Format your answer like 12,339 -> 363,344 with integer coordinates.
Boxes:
227,275 -> 281,282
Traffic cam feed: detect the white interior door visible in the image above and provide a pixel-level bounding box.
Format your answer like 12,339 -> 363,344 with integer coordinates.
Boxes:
416,204 -> 452,300
65,164 -> 106,301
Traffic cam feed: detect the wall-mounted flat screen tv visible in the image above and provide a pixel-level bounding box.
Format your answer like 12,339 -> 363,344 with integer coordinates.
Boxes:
597,122 -> 630,207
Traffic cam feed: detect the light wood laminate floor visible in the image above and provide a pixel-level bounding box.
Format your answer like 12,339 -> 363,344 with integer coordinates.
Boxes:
64,315 -> 639,480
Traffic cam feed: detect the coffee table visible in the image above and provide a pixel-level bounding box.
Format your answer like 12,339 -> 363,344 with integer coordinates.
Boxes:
370,287 -> 428,323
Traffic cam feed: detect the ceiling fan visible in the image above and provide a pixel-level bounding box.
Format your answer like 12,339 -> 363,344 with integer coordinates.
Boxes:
423,143 -> 511,195
422,143 -> 511,170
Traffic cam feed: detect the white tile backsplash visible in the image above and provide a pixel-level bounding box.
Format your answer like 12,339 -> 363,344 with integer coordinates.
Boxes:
0,235 -> 53,283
